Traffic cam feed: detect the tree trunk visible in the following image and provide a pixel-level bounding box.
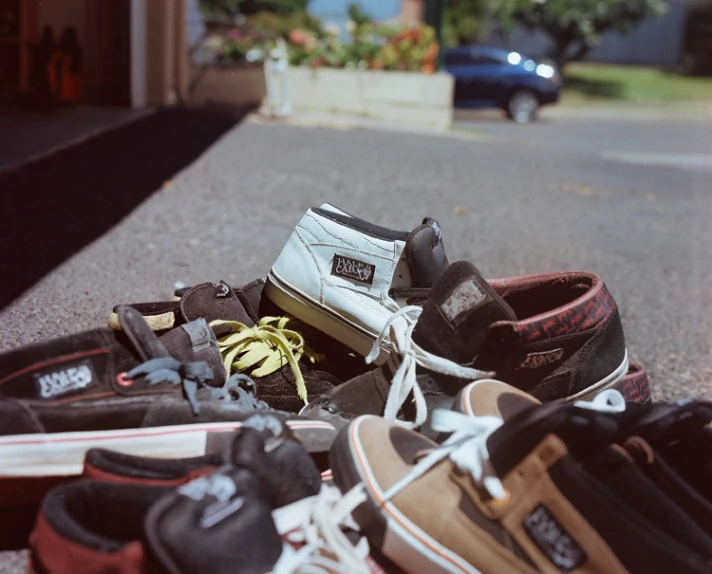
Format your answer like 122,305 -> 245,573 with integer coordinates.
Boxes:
552,37 -> 592,70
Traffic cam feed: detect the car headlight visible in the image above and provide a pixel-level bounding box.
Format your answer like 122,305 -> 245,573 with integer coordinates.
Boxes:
536,64 -> 555,79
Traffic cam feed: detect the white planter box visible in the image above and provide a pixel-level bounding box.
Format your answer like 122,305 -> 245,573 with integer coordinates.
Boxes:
189,65 -> 454,129
288,67 -> 454,129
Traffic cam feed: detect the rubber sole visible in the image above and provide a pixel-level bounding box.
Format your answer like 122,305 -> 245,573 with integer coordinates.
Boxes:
330,418 -> 483,574
0,420 -> 335,478
265,270 -> 390,365
566,350 -> 629,402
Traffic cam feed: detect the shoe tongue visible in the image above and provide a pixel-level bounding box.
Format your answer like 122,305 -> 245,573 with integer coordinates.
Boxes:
144,468 -> 284,574
412,261 -> 516,364
404,218 -> 449,288
159,318 -> 227,384
180,281 -> 254,337
486,401 -> 622,479
226,414 -> 322,508
116,305 -> 171,362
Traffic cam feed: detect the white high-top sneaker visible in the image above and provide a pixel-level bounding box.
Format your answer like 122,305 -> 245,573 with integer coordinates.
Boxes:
265,204 -> 448,364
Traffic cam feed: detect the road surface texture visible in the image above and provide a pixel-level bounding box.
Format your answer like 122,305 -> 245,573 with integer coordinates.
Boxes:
1,108 -> 711,570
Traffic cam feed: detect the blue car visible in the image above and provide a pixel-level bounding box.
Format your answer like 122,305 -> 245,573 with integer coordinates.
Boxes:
444,45 -> 561,123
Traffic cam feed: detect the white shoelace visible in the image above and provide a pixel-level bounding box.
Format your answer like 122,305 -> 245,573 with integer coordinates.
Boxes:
383,390 -> 627,503
366,305 -> 495,429
271,484 -> 371,574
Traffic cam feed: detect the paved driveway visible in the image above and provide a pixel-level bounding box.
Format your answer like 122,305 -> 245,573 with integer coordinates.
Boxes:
1,109 -> 711,570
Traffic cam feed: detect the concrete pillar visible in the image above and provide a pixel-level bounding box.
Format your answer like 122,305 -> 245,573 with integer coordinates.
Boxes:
145,0 -> 176,105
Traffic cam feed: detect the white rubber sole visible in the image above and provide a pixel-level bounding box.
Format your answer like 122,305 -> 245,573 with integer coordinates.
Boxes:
0,420 -> 334,478
458,351 -> 630,416
265,270 -> 390,365
566,350 -> 629,402
347,417 -> 483,574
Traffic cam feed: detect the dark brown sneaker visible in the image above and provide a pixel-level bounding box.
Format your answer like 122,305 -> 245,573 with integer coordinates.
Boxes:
303,260 -> 636,432
0,306 -> 336,480
330,399 -> 712,574
108,280 -> 358,413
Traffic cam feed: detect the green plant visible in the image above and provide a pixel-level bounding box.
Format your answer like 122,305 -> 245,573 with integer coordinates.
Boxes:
442,0 -> 489,47
247,9 -> 323,37
492,0 -> 667,68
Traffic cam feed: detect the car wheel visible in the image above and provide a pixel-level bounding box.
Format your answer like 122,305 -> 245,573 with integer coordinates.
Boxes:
507,90 -> 540,124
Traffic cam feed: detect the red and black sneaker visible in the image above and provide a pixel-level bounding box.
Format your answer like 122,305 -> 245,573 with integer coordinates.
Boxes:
29,470 -> 283,574
302,260 -> 640,432
31,423 -> 376,574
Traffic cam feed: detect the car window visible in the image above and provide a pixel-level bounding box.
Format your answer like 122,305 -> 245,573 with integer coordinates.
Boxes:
470,54 -> 505,65
444,52 -> 472,66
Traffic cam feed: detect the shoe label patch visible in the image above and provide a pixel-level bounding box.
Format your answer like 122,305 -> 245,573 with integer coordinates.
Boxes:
331,255 -> 376,285
212,280 -> 231,299
523,504 -> 586,572
440,279 -> 487,325
34,360 -> 98,399
519,348 -> 564,369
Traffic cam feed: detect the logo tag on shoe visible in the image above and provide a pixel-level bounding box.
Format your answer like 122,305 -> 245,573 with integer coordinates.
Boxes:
34,360 -> 98,399
331,255 -> 376,285
523,504 -> 586,572
212,280 -> 231,299
519,348 -> 564,369
440,279 -> 487,325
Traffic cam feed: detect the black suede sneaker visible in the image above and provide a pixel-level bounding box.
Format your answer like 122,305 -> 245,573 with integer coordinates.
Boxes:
330,399 -> 712,574
0,306 -> 336,479
303,260 -> 634,432
619,399 -> 712,531
108,280 -> 362,413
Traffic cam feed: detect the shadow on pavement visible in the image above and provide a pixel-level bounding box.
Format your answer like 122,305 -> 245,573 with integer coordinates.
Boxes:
0,108 -> 248,311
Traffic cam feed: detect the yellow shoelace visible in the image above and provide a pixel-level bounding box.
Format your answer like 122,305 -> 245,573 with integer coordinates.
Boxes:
210,317 -> 323,404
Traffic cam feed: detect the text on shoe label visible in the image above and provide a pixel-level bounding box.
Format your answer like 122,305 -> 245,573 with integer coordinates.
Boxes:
34,360 -> 97,399
523,504 -> 586,572
519,348 -> 565,369
331,255 -> 376,285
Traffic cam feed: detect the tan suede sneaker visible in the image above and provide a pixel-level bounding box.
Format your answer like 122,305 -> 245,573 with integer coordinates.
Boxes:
330,397 -> 712,574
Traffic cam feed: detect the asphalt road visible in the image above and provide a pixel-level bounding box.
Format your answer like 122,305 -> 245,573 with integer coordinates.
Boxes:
1,109 -> 711,568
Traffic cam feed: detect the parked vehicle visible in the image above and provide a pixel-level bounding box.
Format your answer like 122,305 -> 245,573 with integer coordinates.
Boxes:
444,45 -> 561,123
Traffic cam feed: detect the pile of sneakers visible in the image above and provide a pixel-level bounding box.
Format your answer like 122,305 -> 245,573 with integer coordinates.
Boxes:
2,204 -> 711,573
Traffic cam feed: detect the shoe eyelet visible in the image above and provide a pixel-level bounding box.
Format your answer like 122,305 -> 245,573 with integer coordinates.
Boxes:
492,488 -> 511,507
116,372 -> 134,387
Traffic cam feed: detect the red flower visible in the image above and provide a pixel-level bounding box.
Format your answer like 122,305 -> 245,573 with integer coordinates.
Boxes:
289,29 -> 309,46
